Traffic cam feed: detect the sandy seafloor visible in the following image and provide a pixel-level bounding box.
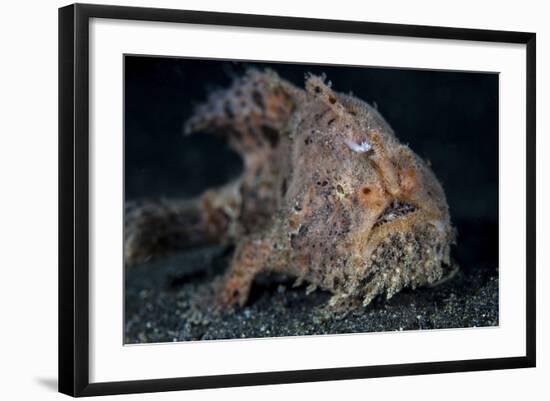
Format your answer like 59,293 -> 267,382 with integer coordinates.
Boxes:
124,225 -> 498,343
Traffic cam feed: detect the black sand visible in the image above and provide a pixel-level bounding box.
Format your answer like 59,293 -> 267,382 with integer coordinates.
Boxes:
125,230 -> 498,343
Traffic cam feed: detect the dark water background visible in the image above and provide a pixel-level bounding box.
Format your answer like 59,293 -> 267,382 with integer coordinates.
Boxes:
124,55 -> 498,284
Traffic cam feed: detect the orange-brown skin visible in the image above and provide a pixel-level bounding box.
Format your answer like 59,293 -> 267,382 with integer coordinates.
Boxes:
125,70 -> 455,310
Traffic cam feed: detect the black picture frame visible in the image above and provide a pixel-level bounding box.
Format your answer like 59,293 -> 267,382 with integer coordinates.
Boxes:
59,3 -> 536,397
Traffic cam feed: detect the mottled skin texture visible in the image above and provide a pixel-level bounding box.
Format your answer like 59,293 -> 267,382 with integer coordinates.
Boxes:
125,69 -> 455,310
